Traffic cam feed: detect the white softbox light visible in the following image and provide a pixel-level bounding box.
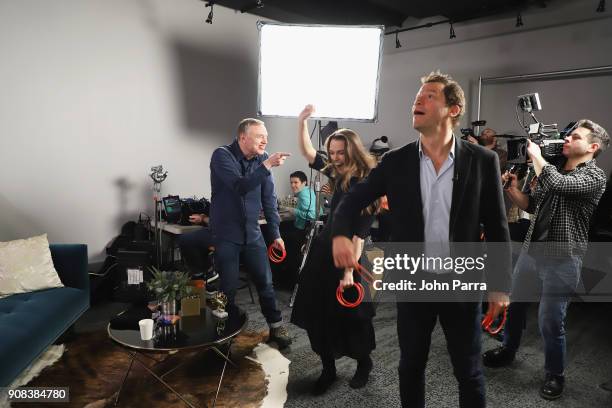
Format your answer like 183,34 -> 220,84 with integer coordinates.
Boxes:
257,22 -> 384,122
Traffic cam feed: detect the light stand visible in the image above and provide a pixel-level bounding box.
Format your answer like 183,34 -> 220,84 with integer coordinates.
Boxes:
150,165 -> 168,269
289,219 -> 324,307
289,120 -> 328,307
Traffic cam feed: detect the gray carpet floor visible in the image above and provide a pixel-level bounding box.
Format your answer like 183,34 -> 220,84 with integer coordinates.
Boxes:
234,287 -> 612,408
76,287 -> 612,407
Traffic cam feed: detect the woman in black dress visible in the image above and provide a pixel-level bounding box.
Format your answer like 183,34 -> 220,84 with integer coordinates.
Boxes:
291,104 -> 379,395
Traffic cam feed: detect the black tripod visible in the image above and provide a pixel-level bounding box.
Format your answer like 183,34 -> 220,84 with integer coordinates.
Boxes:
289,219 -> 324,307
289,119 -> 334,307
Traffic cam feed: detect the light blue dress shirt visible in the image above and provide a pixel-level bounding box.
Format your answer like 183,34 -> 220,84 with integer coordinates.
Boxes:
419,136 -> 455,271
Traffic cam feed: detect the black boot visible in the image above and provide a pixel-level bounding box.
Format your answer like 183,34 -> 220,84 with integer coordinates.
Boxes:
349,355 -> 373,389
312,356 -> 336,396
540,373 -> 565,400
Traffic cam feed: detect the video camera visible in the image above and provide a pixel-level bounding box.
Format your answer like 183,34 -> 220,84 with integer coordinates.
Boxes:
502,93 -> 575,164
460,120 -> 488,141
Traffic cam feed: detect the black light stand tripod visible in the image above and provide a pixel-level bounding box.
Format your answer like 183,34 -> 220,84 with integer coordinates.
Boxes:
289,120 -> 334,307
150,165 -> 168,269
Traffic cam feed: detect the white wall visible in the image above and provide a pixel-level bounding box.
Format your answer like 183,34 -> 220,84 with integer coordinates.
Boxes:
1,0 -> 610,261
0,0 -> 303,260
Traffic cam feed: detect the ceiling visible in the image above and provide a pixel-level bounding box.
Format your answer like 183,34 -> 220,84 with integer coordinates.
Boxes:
210,0 -> 541,30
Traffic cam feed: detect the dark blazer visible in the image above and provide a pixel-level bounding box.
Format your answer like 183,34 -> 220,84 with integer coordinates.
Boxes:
332,137 -> 512,293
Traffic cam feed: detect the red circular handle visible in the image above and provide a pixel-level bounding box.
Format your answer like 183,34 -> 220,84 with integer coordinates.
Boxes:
268,244 -> 286,263
336,283 -> 365,308
481,307 -> 507,335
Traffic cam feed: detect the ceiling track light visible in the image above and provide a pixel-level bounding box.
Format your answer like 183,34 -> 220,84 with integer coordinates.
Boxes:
449,21 -> 456,39
205,2 -> 214,24
516,11 -> 524,27
395,32 -> 401,48
597,0 -> 605,12
240,0 -> 263,13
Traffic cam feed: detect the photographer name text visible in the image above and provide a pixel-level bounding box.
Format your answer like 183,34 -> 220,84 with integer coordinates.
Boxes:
373,279 -> 487,291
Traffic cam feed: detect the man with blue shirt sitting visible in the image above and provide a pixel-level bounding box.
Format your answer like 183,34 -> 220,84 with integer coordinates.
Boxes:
209,118 -> 292,348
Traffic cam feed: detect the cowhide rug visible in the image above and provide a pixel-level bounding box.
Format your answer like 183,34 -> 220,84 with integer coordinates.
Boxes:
17,330 -> 271,408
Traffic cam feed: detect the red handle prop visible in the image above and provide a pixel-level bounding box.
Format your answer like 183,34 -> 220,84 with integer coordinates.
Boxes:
268,244 -> 286,263
336,264 -> 374,308
336,283 -> 364,308
481,307 -> 508,335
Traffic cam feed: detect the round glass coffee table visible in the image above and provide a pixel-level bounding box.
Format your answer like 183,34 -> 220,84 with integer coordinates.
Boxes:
108,306 -> 247,408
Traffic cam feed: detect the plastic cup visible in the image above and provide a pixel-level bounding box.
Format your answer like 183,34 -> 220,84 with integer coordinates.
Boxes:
139,318 -> 154,340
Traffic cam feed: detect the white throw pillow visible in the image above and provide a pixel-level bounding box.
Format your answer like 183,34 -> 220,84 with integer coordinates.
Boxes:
0,234 -> 64,297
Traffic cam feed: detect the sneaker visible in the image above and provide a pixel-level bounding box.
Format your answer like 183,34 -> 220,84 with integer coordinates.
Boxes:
482,346 -> 515,368
269,325 -> 292,349
191,272 -> 206,280
540,373 -> 564,400
205,268 -> 219,283
205,279 -> 219,298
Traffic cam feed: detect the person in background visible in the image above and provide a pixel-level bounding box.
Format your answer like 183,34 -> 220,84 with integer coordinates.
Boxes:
275,171 -> 317,286
288,170 -> 317,230
209,117 -> 292,349
177,213 -> 219,295
483,119 -> 609,400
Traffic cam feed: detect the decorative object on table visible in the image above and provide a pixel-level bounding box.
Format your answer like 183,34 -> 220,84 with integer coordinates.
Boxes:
146,267 -> 192,324
160,300 -> 177,320
180,295 -> 201,316
155,322 -> 178,342
210,291 -> 229,319
189,278 -> 206,303
216,319 -> 226,335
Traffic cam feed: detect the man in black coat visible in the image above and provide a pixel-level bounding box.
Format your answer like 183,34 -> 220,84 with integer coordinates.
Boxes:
331,71 -> 512,408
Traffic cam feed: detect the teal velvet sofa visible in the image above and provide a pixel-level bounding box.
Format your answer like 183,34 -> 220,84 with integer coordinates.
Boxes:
0,244 -> 90,386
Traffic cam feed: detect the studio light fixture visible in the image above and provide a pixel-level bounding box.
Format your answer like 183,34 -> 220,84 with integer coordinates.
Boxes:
395,32 -> 401,48
257,22 -> 384,121
449,21 -> 456,39
256,0 -> 264,8
597,0 -> 605,12
205,2 -> 214,24
516,11 -> 524,27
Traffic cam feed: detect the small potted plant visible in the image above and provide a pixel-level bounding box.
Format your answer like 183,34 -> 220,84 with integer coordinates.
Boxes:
147,268 -> 192,321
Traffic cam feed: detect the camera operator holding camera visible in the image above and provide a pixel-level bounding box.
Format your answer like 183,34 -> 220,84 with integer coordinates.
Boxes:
466,127 -> 508,173
483,119 -> 609,400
